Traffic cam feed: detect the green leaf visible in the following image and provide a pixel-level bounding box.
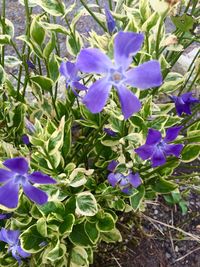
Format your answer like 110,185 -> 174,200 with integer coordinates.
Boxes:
0,34 -> 11,45
142,12 -> 159,32
47,116 -> 65,155
46,240 -> 66,262
20,225 -> 47,253
38,0 -> 66,16
0,65 -> 6,86
69,168 -> 93,188
30,16 -> 45,46
84,221 -> 99,244
36,217 -> 47,237
97,213 -> 115,232
39,201 -> 65,217
130,185 -> 145,211
139,0 -> 150,21
171,14 -> 196,32
151,177 -> 177,193
48,54 -> 59,82
76,192 -> 98,217
59,214 -> 75,236
43,33 -> 56,59
4,56 -> 22,68
69,223 -> 93,247
31,75 -> 54,92
101,228 -> 122,243
17,35 -> 43,58
71,246 -> 89,266
181,144 -> 200,162
40,22 -> 69,35
19,0 -> 38,7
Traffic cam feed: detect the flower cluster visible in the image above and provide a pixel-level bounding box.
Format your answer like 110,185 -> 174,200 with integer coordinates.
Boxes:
107,161 -> 142,194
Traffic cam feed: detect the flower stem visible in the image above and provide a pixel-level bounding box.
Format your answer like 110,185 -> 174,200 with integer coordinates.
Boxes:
80,0 -> 107,32
1,0 -> 6,67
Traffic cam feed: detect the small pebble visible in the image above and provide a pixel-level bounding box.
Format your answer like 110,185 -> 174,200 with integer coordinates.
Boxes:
175,246 -> 179,252
166,252 -> 171,259
154,209 -> 158,215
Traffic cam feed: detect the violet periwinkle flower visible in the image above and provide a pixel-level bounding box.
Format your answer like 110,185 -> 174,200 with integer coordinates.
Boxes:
135,126 -> 184,167
170,92 -> 199,116
0,213 -> 12,220
105,6 -> 117,34
107,160 -> 118,172
0,228 -> 30,264
59,61 -> 87,96
77,31 -> 162,119
0,157 -> 56,209
104,127 -> 117,137
108,172 -> 142,194
25,118 -> 35,134
26,60 -> 36,71
22,134 -> 30,145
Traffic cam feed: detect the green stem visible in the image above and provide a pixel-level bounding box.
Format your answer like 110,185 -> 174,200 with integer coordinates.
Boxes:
80,0 -> 107,32
108,0 -> 112,10
155,15 -> 165,59
1,0 -> 6,67
64,16 -> 79,54
186,68 -> 200,92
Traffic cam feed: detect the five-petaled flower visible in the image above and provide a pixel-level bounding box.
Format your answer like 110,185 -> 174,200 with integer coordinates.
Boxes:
59,61 -> 87,96
0,157 -> 56,209
108,171 -> 142,194
77,31 -> 162,119
135,126 -> 183,167
171,92 -> 199,116
0,228 -> 30,264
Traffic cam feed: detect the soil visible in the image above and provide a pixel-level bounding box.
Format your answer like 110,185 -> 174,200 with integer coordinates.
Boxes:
1,1 -> 200,266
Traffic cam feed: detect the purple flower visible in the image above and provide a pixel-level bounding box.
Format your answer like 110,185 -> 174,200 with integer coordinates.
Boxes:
0,157 -> 56,209
108,172 -> 142,194
0,213 -> 12,220
25,118 -> 35,134
77,31 -> 162,119
105,6 -> 117,34
26,60 -> 36,71
171,93 -> 199,116
135,126 -> 183,167
0,228 -> 30,264
59,61 -> 87,96
104,128 -> 117,137
22,134 -> 30,145
107,160 -> 118,172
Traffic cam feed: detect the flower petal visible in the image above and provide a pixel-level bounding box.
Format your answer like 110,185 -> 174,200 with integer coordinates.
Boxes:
181,92 -> 192,102
0,169 -> 15,183
3,157 -> 29,174
72,81 -> 87,91
28,171 -> 56,184
77,48 -> 112,74
146,128 -> 162,145
135,144 -> 155,160
126,60 -> 162,89
108,173 -> 121,187
117,85 -> 141,119
23,182 -> 48,205
114,31 -> 144,69
164,126 -> 182,142
151,148 -> 166,167
107,160 -> 118,172
0,228 -> 19,244
0,181 -> 19,209
83,78 -> 111,113
60,61 -> 77,79
17,246 -> 31,258
128,173 -> 142,188
164,144 -> 183,157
